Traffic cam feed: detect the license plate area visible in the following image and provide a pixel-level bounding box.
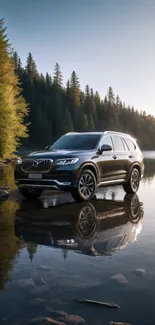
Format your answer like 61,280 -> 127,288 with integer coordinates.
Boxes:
28,173 -> 42,179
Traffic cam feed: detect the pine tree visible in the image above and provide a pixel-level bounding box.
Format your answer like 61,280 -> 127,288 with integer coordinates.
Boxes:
17,57 -> 22,70
25,53 -> 38,81
0,19 -> 28,158
53,63 -> 63,87
70,70 -> 80,106
95,91 -> 101,106
66,80 -> 70,96
80,91 -> 85,106
13,51 -> 18,70
107,86 -> 115,104
116,95 -> 120,107
90,88 -> 94,99
84,84 -> 90,114
45,72 -> 52,86
90,88 -> 96,112
85,84 -> 90,97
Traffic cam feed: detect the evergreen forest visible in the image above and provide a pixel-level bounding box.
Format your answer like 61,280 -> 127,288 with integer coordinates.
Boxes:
1,18 -> 155,158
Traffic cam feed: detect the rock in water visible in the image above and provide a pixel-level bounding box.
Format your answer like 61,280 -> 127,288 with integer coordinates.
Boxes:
63,315 -> 85,324
29,317 -> 66,325
132,268 -> 146,276
110,274 -> 128,284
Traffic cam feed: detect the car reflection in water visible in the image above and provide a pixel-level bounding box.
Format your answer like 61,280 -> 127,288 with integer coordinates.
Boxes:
15,193 -> 144,257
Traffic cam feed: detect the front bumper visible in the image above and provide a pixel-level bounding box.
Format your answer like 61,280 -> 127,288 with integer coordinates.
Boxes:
14,162 -> 80,191
15,178 -> 73,191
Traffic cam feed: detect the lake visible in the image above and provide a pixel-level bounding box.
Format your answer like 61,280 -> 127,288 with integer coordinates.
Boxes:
0,155 -> 155,325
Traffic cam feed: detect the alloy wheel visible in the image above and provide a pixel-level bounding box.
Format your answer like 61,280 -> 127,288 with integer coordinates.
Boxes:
131,169 -> 140,192
79,173 -> 95,199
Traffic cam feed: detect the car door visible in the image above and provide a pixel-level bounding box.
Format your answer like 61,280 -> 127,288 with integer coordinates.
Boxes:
96,135 -> 116,182
111,135 -> 129,180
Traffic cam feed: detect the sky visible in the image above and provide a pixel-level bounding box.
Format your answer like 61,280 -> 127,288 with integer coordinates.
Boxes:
1,0 -> 155,114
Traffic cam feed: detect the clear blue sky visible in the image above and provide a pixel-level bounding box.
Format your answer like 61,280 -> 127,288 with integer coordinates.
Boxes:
1,0 -> 155,114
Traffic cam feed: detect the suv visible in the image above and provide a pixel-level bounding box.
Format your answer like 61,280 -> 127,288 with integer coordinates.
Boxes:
14,131 -> 144,202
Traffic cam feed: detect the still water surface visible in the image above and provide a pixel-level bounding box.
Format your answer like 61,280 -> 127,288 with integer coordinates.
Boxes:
0,157 -> 155,325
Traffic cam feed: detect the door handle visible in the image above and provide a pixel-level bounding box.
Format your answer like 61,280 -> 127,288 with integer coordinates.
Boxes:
113,155 -> 117,160
129,155 -> 133,159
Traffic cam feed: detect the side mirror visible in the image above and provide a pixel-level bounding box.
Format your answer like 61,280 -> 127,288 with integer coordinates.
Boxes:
98,144 -> 113,154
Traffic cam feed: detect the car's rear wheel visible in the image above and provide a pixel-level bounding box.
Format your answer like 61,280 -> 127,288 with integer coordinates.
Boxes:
123,168 -> 140,194
70,169 -> 96,202
124,194 -> 142,223
18,187 -> 43,200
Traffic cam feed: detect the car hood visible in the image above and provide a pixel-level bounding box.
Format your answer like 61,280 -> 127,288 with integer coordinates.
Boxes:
26,149 -> 94,160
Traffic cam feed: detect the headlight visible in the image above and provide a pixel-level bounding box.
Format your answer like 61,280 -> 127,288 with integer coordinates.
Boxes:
55,158 -> 79,166
16,157 -> 22,164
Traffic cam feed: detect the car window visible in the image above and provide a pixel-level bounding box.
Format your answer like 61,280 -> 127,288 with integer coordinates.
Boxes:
99,135 -> 113,149
124,138 -> 136,151
50,134 -> 101,150
113,136 -> 124,152
122,138 -> 129,151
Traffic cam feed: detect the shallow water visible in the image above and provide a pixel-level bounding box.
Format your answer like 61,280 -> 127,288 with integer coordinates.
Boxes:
0,158 -> 155,325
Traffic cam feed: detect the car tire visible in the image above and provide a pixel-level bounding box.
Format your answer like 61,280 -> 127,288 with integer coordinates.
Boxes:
123,168 -> 140,194
76,202 -> 97,238
18,188 -> 43,200
124,194 -> 143,223
70,169 -> 96,202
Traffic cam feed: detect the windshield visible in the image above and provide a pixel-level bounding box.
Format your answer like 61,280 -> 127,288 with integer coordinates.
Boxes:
50,134 -> 101,150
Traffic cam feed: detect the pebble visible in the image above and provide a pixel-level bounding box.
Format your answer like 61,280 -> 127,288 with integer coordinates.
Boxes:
29,317 -> 66,325
17,278 -> 35,287
46,308 -> 68,316
132,268 -> 146,276
110,274 -> 128,284
63,315 -> 85,324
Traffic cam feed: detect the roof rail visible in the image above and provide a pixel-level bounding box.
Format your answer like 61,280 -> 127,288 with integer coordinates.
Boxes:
104,131 -> 132,137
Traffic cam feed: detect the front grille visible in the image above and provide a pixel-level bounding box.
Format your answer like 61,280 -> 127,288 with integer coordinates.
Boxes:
21,159 -> 52,173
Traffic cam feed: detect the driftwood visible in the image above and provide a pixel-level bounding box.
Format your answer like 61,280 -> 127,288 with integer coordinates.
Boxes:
109,322 -> 132,325
74,298 -> 120,308
40,277 -> 46,284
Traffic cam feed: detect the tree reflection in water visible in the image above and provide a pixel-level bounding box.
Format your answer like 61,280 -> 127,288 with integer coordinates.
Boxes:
0,199 -> 21,290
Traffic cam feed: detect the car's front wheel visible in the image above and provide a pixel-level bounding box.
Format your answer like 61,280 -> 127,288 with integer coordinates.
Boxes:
123,168 -> 140,194
70,169 -> 96,202
18,188 -> 43,200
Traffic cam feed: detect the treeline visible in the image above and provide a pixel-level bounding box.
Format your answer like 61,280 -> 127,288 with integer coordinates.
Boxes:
1,19 -> 155,159
13,51 -> 155,150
